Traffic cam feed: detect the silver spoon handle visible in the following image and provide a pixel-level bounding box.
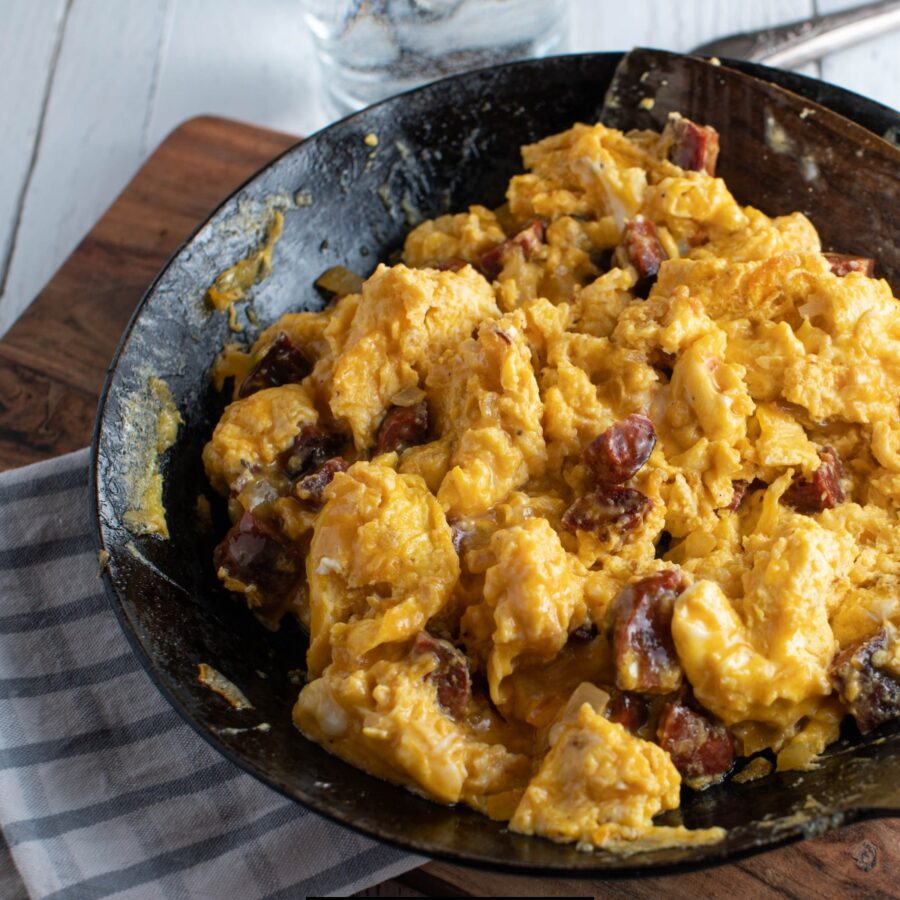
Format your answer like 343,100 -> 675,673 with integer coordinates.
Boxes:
691,0 -> 900,68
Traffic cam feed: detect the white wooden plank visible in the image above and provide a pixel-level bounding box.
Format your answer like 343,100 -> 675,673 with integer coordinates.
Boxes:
0,0 -> 168,334
568,0 -> 820,82
145,0 -> 321,151
816,0 -> 900,112
0,0 -> 68,296
568,0 -> 815,54
150,0 -> 814,147
5,0 -> 897,341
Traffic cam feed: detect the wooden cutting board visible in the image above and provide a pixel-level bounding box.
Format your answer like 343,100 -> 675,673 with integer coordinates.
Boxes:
4,115 -> 895,898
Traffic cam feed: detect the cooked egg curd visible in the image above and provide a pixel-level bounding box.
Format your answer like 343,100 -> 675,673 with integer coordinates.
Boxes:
203,114 -> 900,852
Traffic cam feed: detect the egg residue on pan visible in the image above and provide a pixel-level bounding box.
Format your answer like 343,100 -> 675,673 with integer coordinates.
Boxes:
201,114 -> 900,852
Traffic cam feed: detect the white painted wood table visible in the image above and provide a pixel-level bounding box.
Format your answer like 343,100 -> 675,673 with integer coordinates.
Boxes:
0,2 -> 899,897
1,0 -> 899,339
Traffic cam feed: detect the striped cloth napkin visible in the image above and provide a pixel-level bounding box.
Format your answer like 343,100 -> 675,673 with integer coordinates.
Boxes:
0,449 -> 423,899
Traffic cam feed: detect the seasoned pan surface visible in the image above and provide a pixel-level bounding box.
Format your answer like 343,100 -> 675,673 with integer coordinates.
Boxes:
93,52 -> 900,874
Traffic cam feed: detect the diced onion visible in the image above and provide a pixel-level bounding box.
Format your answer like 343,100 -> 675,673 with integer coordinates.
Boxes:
314,265 -> 364,298
390,385 -> 426,407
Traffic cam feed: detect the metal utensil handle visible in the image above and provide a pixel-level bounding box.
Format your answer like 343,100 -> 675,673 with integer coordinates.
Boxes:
692,0 -> 900,68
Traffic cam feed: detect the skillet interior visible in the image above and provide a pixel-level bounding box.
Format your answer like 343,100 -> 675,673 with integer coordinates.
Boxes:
93,52 -> 900,874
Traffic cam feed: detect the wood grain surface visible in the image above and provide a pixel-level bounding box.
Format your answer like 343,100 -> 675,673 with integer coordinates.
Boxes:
3,114 -> 896,898
0,116 -> 295,470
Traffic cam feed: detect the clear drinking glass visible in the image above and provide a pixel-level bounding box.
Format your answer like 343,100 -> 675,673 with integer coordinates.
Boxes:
301,0 -> 569,118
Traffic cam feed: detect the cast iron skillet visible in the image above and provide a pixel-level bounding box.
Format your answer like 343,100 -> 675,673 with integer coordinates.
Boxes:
93,52 -> 900,875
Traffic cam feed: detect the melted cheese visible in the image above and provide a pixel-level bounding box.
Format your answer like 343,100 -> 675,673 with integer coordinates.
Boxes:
510,702 -> 724,851
330,263 -> 498,448
307,461 -> 459,676
462,517 -> 587,705
294,653 -> 530,805
202,115 -> 900,855
202,383 -> 318,493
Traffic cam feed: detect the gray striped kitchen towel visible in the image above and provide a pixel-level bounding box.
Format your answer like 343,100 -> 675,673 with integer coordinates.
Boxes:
0,449 -> 424,899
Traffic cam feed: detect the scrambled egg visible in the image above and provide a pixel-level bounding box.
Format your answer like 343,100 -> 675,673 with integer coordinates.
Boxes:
307,460 -> 459,676
510,687 -> 720,850
203,114 -> 900,853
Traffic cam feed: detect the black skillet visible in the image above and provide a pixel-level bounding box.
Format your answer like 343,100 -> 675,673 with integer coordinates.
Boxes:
92,52 -> 900,875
